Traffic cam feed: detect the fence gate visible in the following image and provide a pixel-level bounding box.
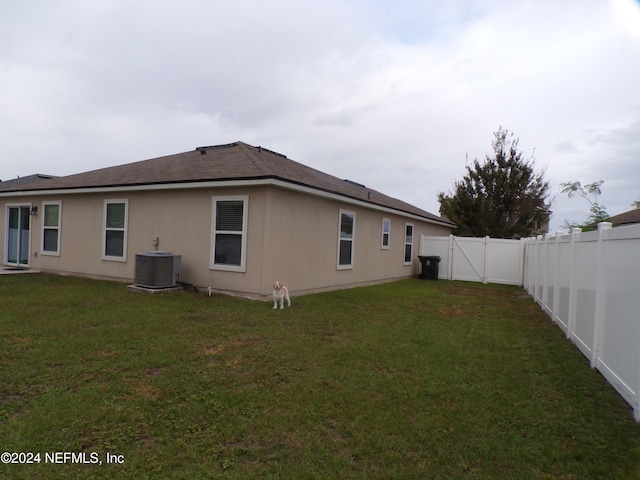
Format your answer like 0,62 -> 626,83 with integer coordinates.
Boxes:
419,234 -> 525,286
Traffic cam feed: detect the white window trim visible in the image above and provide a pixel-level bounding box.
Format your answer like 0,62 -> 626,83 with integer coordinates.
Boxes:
41,201 -> 62,256
337,209 -> 356,270
102,199 -> 129,262
404,222 -> 414,265
381,217 -> 390,250
210,195 -> 248,272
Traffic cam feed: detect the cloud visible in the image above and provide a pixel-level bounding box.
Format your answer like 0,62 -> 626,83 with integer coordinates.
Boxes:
554,141 -> 581,154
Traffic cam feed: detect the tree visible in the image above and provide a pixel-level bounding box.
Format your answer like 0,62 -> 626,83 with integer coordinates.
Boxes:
560,180 -> 610,231
438,127 -> 551,238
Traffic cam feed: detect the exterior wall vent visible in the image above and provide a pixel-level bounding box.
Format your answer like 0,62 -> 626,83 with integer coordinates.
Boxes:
134,252 -> 182,288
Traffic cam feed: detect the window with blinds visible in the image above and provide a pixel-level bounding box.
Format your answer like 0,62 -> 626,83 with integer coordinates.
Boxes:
404,223 -> 413,265
103,200 -> 128,261
338,209 -> 355,269
211,196 -> 248,271
42,202 -> 61,255
381,217 -> 390,249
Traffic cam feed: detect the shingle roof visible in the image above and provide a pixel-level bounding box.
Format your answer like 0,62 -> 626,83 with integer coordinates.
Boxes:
0,141 -> 453,225
0,174 -> 58,190
609,208 -> 640,226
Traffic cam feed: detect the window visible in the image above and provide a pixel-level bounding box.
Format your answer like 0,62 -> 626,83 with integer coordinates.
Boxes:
404,223 -> 414,264
103,200 -> 128,261
381,217 -> 390,249
338,210 -> 355,269
211,196 -> 248,271
42,202 -> 61,255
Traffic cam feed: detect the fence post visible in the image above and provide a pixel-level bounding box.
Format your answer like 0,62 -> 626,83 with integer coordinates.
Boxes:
551,232 -> 562,326
482,236 -> 489,284
529,236 -> 536,292
542,233 -> 553,312
534,235 -> 543,303
526,237 -> 536,293
566,228 -> 582,340
448,234 -> 454,281
519,237 -> 526,287
590,222 -> 612,368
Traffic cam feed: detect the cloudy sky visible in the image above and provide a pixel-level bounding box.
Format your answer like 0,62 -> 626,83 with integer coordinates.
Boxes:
2,0 -> 639,233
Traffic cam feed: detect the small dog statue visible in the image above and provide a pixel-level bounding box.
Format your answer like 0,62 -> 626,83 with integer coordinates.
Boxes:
272,281 -> 291,309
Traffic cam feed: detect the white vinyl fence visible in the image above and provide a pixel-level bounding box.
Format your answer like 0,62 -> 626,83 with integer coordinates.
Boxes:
420,234 -> 525,285
523,223 -> 640,422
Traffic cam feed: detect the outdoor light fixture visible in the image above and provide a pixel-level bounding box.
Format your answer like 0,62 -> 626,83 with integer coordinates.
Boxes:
30,206 -> 38,215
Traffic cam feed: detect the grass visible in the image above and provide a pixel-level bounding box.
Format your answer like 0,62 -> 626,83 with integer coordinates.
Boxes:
1,274 -> 639,479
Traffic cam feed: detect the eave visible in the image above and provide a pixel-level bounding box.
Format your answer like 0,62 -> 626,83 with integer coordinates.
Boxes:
0,176 -> 456,228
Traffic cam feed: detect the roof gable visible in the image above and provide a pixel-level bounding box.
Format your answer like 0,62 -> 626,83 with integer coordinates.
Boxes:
0,142 -> 452,225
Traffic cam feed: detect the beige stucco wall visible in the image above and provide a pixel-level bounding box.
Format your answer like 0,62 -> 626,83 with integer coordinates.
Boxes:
1,184 -> 453,298
263,187 -> 452,296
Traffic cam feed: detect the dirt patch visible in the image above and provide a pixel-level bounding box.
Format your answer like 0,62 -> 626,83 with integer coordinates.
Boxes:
445,285 -> 487,297
123,377 -> 161,400
437,305 -> 466,316
201,345 -> 225,356
134,382 -> 161,400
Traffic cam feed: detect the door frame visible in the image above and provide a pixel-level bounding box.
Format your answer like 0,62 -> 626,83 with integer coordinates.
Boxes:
5,204 -> 32,267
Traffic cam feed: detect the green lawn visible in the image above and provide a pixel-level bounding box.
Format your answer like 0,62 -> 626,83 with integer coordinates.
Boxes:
1,274 -> 639,479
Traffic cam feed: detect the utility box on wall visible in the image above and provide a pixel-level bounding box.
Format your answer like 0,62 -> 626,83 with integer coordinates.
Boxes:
134,252 -> 182,289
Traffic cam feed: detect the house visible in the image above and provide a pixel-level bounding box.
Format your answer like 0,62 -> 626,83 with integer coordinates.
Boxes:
0,142 -> 455,298
609,208 -> 640,227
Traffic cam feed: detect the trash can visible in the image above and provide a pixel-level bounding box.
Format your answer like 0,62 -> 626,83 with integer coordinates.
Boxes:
418,255 -> 441,280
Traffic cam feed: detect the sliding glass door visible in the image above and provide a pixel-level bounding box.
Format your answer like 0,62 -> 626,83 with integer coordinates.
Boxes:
7,206 -> 30,266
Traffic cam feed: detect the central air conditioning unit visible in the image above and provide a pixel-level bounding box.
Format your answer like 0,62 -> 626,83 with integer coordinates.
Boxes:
134,252 -> 182,289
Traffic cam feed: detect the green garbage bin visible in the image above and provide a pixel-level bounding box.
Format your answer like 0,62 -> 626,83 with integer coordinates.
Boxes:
418,255 -> 441,280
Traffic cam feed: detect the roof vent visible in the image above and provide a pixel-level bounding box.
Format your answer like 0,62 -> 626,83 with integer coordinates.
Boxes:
195,143 -> 238,154
255,146 -> 287,158
343,179 -> 366,188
